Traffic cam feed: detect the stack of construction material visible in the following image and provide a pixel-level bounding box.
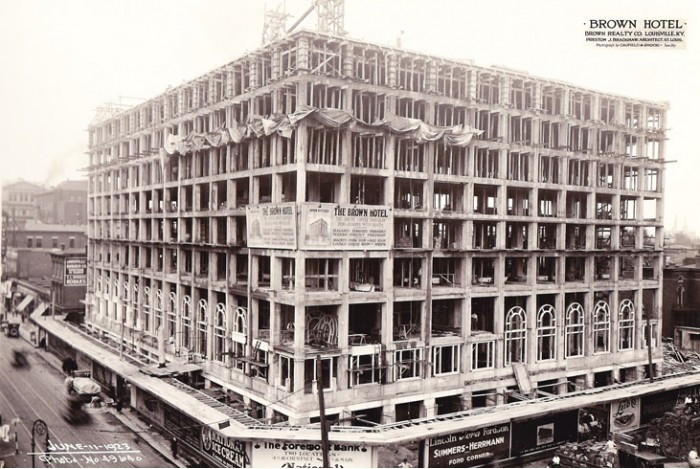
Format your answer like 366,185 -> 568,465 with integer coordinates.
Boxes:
557,441 -> 615,468
646,404 -> 700,459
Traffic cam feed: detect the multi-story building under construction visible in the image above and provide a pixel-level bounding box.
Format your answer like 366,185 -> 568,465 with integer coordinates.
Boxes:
86,29 -> 667,428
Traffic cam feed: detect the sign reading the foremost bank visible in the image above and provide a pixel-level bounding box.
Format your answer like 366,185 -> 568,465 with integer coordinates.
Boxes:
300,203 -> 391,250
252,440 -> 372,468
246,203 -> 297,249
427,423 -> 510,467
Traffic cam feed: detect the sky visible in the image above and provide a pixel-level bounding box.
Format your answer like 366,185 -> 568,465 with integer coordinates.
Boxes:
1,0 -> 698,232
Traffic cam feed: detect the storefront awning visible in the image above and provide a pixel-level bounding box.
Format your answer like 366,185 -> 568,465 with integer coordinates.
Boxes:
140,362 -> 202,377
15,294 -> 35,313
30,302 -> 48,319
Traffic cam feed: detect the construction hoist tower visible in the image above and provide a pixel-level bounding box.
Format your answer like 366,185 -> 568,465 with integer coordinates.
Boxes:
316,0 -> 345,35
262,2 -> 289,44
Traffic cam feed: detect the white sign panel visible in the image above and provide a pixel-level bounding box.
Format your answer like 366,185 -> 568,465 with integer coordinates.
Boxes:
300,203 -> 391,250
252,441 -> 372,468
246,203 -> 297,249
64,258 -> 87,286
609,396 -> 641,432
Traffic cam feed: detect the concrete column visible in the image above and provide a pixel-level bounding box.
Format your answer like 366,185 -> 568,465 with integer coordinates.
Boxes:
424,397 -> 437,418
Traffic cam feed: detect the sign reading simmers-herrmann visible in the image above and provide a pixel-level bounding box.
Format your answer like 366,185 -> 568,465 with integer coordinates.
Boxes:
64,258 -> 87,286
428,423 -> 511,467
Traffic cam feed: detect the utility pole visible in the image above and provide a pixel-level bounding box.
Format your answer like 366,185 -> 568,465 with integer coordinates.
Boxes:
316,355 -> 330,468
646,309 -> 655,382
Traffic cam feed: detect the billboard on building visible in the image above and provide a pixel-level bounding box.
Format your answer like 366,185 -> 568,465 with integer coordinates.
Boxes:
427,423 -> 511,467
252,441 -> 372,468
610,396 -> 641,432
201,426 -> 250,468
246,203 -> 297,249
64,257 -> 87,286
511,410 -> 578,456
300,203 -> 391,250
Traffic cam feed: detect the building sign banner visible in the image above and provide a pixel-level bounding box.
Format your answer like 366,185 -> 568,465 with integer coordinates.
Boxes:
64,258 -> 87,286
252,441 -> 372,468
300,203 -> 391,250
246,203 -> 297,249
610,396 -> 641,432
427,423 -> 511,467
511,410 -> 578,456
201,427 -> 249,468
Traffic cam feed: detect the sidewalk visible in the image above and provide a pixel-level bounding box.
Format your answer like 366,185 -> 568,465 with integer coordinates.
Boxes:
23,313 -> 188,468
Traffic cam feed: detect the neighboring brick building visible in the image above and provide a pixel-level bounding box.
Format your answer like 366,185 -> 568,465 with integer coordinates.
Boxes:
36,179 -> 88,225
2,180 -> 45,226
663,262 -> 700,338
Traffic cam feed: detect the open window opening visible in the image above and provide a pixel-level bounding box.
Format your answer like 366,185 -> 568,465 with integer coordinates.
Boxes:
566,191 -> 587,219
305,306 -> 339,349
393,257 -> 422,288
537,257 -> 556,283
620,226 -> 637,249
348,303 -> 382,345
505,222 -> 528,250
565,256 -> 586,282
352,132 -> 386,169
432,257 -> 462,287
538,190 -> 557,217
393,301 -> 422,341
473,221 -> 497,249
395,178 -> 424,210
234,178 -> 249,208
507,151 -> 530,180
595,226 -> 611,249
434,182 -> 463,212
594,256 -> 612,281
471,297 -> 495,335
541,85 -> 563,115
305,258 -> 339,291
473,184 -> 498,214
306,172 -> 340,203
598,163 -> 615,188
351,175 -> 385,205
619,255 -> 637,280
432,220 -> 462,250
395,139 -> 426,172
505,257 -> 528,284
349,258 -> 382,291
538,223 -> 557,249
434,143 -> 467,176
620,197 -> 637,221
431,299 -> 462,338
394,218 -> 423,249
306,126 -> 342,165
474,147 -> 499,177
473,257 -> 495,286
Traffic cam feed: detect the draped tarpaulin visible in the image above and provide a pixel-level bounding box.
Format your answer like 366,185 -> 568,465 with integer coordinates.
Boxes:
159,106 -> 482,155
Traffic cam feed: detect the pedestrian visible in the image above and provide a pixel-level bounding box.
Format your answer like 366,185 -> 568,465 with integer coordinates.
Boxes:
171,436 -> 178,458
115,399 -> 123,413
548,455 -> 561,468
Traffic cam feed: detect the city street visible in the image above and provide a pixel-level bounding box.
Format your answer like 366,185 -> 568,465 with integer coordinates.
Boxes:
0,336 -> 172,468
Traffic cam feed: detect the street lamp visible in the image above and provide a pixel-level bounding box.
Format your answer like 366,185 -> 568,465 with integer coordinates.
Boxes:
31,419 -> 49,468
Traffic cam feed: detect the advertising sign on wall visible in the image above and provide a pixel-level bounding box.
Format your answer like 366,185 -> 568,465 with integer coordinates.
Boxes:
246,203 -> 297,249
300,203 -> 391,250
511,410 -> 578,456
427,423 -> 511,467
609,396 -> 641,432
252,441 -> 372,468
201,427 -> 249,468
64,257 -> 87,286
